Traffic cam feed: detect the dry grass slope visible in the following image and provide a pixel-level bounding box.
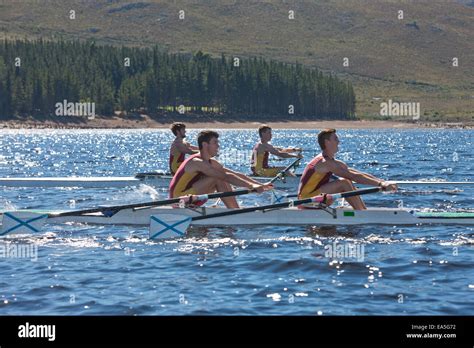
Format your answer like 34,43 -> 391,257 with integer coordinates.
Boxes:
0,0 -> 472,121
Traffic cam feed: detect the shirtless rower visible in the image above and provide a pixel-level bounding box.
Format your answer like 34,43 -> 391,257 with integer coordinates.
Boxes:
251,124 -> 303,177
298,129 -> 397,210
169,122 -> 199,175
169,130 -> 274,208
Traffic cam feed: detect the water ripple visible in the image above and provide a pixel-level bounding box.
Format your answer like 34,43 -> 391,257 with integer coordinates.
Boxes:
0,129 -> 472,315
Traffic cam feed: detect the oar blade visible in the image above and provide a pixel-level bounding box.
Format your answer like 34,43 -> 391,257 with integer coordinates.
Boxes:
149,214 -> 192,240
1,211 -> 48,237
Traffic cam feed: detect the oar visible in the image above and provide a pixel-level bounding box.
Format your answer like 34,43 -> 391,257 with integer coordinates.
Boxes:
149,186 -> 382,239
135,172 -> 171,179
54,188 -> 261,218
391,181 -> 474,185
177,158 -> 301,208
131,159 -> 298,214
267,157 -> 302,184
0,188 -> 261,236
271,191 -> 297,204
136,163 -> 294,211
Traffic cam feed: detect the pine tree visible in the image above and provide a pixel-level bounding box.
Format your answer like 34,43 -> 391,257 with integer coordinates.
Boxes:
0,39 -> 356,120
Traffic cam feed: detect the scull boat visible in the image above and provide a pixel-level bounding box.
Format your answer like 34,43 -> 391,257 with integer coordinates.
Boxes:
3,206 -> 471,227
0,172 -> 301,189
1,187 -> 472,240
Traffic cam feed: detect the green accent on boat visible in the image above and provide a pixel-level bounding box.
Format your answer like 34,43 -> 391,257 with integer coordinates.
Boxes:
416,212 -> 474,219
343,211 -> 355,217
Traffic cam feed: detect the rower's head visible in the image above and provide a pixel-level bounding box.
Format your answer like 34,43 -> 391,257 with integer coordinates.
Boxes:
318,129 -> 339,154
198,130 -> 219,157
258,124 -> 272,142
171,122 -> 187,138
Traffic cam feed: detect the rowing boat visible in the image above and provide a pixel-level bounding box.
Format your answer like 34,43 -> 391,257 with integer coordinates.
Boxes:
0,173 -> 301,189
1,186 -> 472,240
1,206 -> 472,241
2,206 -> 472,229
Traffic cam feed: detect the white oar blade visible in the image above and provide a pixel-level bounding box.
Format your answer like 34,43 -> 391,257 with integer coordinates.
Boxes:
1,212 -> 48,237
149,214 -> 192,240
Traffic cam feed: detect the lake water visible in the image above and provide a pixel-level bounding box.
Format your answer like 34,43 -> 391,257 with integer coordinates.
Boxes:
0,128 -> 472,315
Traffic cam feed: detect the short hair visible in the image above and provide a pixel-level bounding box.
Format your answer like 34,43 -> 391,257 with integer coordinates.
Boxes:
258,124 -> 271,137
317,129 -> 336,150
170,122 -> 186,136
197,130 -> 219,150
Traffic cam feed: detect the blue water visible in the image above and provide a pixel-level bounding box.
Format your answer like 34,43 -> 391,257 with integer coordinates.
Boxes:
0,128 -> 473,315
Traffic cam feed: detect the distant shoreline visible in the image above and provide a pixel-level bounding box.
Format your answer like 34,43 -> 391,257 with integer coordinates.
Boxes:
0,115 -> 472,130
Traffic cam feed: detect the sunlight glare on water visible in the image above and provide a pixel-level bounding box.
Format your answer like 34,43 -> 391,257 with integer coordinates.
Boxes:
0,128 -> 472,315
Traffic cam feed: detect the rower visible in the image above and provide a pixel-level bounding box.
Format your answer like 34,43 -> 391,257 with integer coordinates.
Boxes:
169,130 -> 274,208
298,129 -> 397,210
169,122 -> 199,175
250,124 -> 303,177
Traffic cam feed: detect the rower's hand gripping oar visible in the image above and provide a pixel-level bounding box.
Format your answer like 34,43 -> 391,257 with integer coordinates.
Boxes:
149,186 -> 383,239
134,160 -> 297,212
270,179 -> 473,203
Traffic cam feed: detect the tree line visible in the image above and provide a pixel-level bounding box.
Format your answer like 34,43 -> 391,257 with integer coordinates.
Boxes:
0,39 -> 356,119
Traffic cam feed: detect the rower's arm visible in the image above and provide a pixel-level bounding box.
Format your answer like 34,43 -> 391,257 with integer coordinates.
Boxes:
350,168 -> 379,181
328,160 -> 383,186
265,144 -> 302,159
225,167 -> 262,185
176,141 -> 198,155
275,146 -> 302,153
197,161 -> 255,189
186,142 -> 200,151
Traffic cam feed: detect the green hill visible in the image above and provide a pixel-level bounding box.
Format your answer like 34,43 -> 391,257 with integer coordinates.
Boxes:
0,0 -> 473,121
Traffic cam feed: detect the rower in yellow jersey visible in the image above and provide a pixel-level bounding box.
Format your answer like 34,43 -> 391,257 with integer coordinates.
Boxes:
170,130 -> 273,208
298,129 -> 397,210
250,125 -> 303,177
169,122 -> 199,175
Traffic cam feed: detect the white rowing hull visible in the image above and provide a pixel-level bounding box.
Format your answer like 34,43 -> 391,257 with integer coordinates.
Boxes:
0,174 -> 299,189
5,207 -> 472,227
0,176 -> 143,188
